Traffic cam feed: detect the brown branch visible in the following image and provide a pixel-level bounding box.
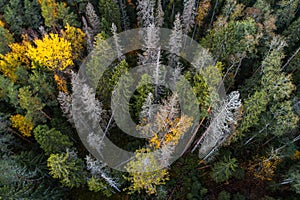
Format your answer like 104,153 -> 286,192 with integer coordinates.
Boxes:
7,127 -> 33,144
281,46 -> 300,71
182,106 -> 211,156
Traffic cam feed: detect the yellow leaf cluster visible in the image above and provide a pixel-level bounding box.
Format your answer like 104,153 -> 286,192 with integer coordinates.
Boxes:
0,37 -> 31,81
38,0 -> 58,28
10,114 -> 34,137
54,74 -> 68,93
0,53 -> 20,81
27,33 -> 73,70
291,150 -> 300,160
148,115 -> 193,149
0,20 -> 5,27
247,156 -> 281,181
61,23 -> 86,60
124,148 -> 169,195
196,0 -> 211,26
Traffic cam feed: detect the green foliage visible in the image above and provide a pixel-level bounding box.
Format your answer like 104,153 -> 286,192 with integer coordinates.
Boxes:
283,16 -> 300,52
4,0 -> 23,35
240,90 -> 269,133
98,0 -> 121,34
218,190 -> 231,200
34,125 -> 73,155
56,2 -> 80,27
202,18 -> 258,63
131,74 -> 154,120
0,75 -> 19,107
47,150 -> 86,188
0,26 -> 13,54
23,0 -> 42,29
87,176 -> 113,197
239,43 -> 297,136
288,164 -> 300,194
274,0 -> 300,30
0,139 -> 64,200
28,70 -> 57,106
210,155 -> 238,183
4,0 -> 41,34
18,86 -> 46,123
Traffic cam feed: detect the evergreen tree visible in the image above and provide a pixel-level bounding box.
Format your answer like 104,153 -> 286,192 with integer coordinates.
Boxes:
34,125 -> 73,155
98,0 -> 121,34
47,149 -> 87,188
0,26 -> 13,54
182,0 -> 196,34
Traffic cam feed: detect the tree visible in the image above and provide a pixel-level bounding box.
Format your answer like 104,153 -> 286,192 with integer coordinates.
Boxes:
38,0 -> 79,29
86,155 -> 120,196
201,18 -> 258,64
47,149 -> 86,188
136,0 -> 155,28
124,148 -> 169,195
286,164 -> 300,194
125,94 -> 193,194
196,0 -> 211,27
57,91 -> 73,123
27,33 -> 73,70
119,0 -> 130,30
0,149 -> 64,199
98,0 -> 121,34
0,75 -> 19,107
111,23 -> 125,61
239,38 -> 298,137
0,39 -> 31,82
18,86 -> 46,123
85,2 -> 100,35
155,0 -> 164,27
168,14 -> 183,68
10,114 -> 34,137
182,0 -> 196,34
4,0 -> 24,35
139,23 -> 160,67
210,155 -> 238,183
60,23 -> 86,60
0,25 -> 13,54
38,0 -> 58,28
194,91 -> 242,159
33,125 -> 73,155
131,74 -> 154,120
274,0 -> 300,30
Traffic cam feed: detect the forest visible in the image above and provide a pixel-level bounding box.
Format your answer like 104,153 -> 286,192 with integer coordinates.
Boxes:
0,0 -> 300,199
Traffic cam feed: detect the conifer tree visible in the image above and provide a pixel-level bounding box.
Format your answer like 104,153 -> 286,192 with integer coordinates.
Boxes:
34,125 -> 73,155
119,0 -> 130,30
85,2 -> 101,35
47,149 -> 86,188
98,0 -> 121,34
182,0 -> 196,34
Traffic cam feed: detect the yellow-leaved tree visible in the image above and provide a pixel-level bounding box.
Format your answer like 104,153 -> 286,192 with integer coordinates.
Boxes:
61,23 -> 86,60
10,114 -> 34,137
125,94 -> 193,195
0,37 -> 30,81
27,33 -> 73,71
